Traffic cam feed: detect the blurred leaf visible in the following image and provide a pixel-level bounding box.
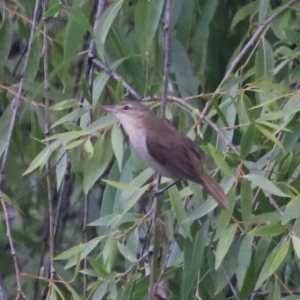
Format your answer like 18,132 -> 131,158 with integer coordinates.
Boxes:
117,242 -> 137,263
268,240 -> 289,275
255,38 -> 274,80
93,282 -> 109,300
102,179 -> 142,191
184,198 -> 217,223
231,1 -> 258,27
255,123 -> 284,150
248,222 -> 286,237
83,135 -> 113,194
215,224 -> 237,269
207,144 -> 233,177
55,244 -> 84,260
0,104 -> 13,158
282,195 -> 300,225
134,0 -> 163,55
111,124 -> 124,171
64,6 -> 93,33
0,21 -> 12,78
95,0 -> 124,61
291,235 -> 300,260
241,179 -> 253,230
236,235 -> 254,290
50,99 -> 79,110
169,185 -> 192,240
241,123 -> 257,158
56,148 -> 67,190
181,230 -> 205,300
244,173 -> 290,197
51,108 -> 90,128
258,0 -> 269,24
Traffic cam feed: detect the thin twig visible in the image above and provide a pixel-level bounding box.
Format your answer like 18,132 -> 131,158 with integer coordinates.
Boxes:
149,1 -> 172,299
0,0 -> 42,299
202,0 -> 300,116
91,58 -> 142,100
43,0 -> 55,281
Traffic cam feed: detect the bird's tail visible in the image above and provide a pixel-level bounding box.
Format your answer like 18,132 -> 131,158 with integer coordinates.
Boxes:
200,172 -> 229,209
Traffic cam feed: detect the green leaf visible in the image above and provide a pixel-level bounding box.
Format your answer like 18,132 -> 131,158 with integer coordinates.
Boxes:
55,244 -> 84,260
95,0 -> 124,61
231,1 -> 258,27
255,123 -> 284,150
258,0 -> 269,24
83,135 -> 113,194
169,186 -> 192,240
236,235 -> 254,290
248,222 -> 286,237
85,114 -> 117,133
291,235 -> 300,260
207,144 -> 233,177
244,173 -> 289,197
0,104 -> 13,158
215,224 -> 238,269
255,241 -> 283,289
93,282 -> 109,300
0,21 -> 13,78
111,125 -> 123,171
56,148 -> 67,190
184,198 -> 217,223
51,107 -> 90,128
50,99 -> 79,110
102,179 -> 143,191
282,195 -> 300,225
255,38 -> 274,81
23,147 -> 53,175
134,0 -> 164,55
181,230 -> 205,300
64,6 -> 93,33
268,240 -> 289,275
117,242 -> 137,263
241,179 -> 253,230
241,123 -> 257,158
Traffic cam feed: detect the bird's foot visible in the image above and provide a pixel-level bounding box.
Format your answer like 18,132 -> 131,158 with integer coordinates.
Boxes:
152,188 -> 165,197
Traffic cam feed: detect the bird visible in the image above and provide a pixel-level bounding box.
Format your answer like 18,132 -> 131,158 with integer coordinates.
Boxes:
101,100 -> 229,209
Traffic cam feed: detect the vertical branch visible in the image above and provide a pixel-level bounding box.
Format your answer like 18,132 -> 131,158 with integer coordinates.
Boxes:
0,0 -> 41,298
149,1 -> 173,300
42,0 -> 55,279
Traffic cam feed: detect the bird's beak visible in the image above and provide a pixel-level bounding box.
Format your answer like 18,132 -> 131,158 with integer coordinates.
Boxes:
101,104 -> 118,114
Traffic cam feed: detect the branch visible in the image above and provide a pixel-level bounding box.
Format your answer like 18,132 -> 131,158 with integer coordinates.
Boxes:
202,0 -> 300,116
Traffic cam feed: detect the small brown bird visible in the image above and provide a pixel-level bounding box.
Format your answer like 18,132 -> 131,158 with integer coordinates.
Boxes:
101,101 -> 229,209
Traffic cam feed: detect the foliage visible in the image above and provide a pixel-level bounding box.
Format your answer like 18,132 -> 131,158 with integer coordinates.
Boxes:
1,0 -> 300,299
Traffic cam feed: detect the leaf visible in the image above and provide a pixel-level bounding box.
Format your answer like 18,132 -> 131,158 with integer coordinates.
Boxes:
181,230 -> 205,300
111,125 -> 123,171
207,144 -> 233,177
169,186 -> 192,240
255,241 -> 283,289
102,179 -> 143,191
85,114 -> 117,133
0,104 -> 13,158
64,7 -> 93,33
231,1 -> 258,27
258,0 -> 269,24
56,148 -> 67,190
55,244 -> 84,260
244,173 -> 289,197
255,38 -> 274,81
93,282 -> 109,300
268,240 -> 289,275
83,135 -> 113,194
183,198 -> 217,223
51,107 -> 90,128
134,0 -> 164,55
241,123 -> 257,158
117,242 -> 137,263
215,224 -> 238,269
23,147 -> 53,175
241,179 -> 253,230
95,0 -> 124,61
291,235 -> 300,260
282,195 -> 300,225
248,222 -> 286,237
236,235 -> 254,291
255,123 -> 284,150
50,99 -> 79,110
0,21 -> 13,78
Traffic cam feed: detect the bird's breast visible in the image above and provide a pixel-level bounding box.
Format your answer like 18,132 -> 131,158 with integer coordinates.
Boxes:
127,126 -> 175,178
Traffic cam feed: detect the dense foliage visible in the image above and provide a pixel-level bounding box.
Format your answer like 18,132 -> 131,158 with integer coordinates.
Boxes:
1,0 -> 300,299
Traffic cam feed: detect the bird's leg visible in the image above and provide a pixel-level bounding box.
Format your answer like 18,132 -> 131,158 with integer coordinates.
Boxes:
152,180 -> 179,197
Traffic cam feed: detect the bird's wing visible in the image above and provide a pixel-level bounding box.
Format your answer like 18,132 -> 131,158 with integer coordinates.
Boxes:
145,119 -> 206,181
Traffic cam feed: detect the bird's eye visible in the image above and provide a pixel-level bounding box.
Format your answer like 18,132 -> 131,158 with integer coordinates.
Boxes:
123,105 -> 130,110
